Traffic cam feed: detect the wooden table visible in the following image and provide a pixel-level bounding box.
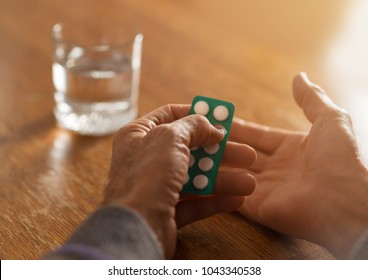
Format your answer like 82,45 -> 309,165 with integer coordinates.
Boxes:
2,0 -> 368,260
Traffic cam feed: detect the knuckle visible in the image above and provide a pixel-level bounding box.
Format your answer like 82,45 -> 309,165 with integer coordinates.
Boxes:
338,108 -> 351,118
311,84 -> 326,94
332,107 -> 351,120
325,107 -> 353,127
150,124 -> 178,140
112,118 -> 157,146
160,104 -> 172,113
339,108 -> 353,125
113,125 -> 130,145
191,114 -> 210,125
134,118 -> 157,130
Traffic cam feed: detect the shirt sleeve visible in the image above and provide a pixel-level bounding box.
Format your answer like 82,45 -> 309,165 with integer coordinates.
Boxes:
349,229 -> 368,259
44,206 -> 164,260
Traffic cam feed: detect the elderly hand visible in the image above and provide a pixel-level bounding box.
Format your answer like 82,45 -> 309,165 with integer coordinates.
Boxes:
103,104 -> 256,258
233,73 -> 368,258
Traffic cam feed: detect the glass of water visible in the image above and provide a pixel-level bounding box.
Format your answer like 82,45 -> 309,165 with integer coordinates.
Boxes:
52,20 -> 143,136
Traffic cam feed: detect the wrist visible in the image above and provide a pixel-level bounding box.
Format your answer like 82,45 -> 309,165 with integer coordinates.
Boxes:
105,194 -> 175,258
323,170 -> 368,258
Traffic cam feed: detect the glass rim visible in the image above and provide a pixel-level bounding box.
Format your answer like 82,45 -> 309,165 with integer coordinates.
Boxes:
51,21 -> 143,49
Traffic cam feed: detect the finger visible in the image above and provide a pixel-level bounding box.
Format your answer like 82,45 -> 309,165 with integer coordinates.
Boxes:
141,104 -> 191,125
115,104 -> 191,137
221,141 -> 257,168
219,151 -> 275,176
248,150 -> 269,173
169,114 -> 225,148
238,195 -> 263,224
293,72 -> 340,123
176,196 -> 244,228
229,118 -> 290,155
214,171 -> 256,195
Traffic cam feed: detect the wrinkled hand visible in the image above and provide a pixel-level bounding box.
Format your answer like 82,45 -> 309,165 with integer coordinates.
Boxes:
233,73 -> 368,258
103,104 -> 256,258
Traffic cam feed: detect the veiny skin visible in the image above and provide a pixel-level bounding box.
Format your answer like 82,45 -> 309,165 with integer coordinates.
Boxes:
236,73 -> 368,259
104,104 -> 256,258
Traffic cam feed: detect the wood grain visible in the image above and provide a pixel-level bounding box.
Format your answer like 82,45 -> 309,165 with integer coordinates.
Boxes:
2,0 -> 367,260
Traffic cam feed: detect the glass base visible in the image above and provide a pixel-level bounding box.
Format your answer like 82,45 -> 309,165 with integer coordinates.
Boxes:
54,99 -> 137,136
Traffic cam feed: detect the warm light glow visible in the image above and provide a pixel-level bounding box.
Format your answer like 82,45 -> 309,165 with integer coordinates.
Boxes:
326,0 -> 368,163
327,0 -> 368,90
36,130 -> 73,206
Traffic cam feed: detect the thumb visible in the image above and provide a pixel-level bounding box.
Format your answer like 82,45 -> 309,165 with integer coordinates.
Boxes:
171,114 -> 225,148
293,72 -> 340,123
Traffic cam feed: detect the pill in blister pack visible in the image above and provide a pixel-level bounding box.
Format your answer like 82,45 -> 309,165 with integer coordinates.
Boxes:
183,96 -> 235,195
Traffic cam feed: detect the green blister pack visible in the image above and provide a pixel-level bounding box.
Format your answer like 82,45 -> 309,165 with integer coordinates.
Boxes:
183,96 -> 235,195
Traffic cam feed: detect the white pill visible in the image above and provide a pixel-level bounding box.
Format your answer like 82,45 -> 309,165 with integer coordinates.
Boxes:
193,175 -> 209,190
198,157 -> 214,172
189,154 -> 195,167
213,105 -> 229,121
204,143 -> 219,155
194,101 -> 210,116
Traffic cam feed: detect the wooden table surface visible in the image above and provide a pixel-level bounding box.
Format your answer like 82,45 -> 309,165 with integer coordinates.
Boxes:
2,0 -> 368,260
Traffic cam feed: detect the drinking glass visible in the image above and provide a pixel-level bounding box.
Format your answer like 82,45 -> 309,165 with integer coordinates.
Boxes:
52,20 -> 143,135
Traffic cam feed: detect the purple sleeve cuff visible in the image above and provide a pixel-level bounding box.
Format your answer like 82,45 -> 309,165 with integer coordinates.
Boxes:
45,243 -> 114,260
44,206 -> 164,260
349,229 -> 368,259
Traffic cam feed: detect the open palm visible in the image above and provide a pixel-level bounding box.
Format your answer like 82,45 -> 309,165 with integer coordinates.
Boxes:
232,73 -> 368,258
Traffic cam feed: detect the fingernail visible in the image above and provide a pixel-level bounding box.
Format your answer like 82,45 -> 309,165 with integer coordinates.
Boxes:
214,124 -> 226,139
300,72 -> 326,95
300,72 -> 314,87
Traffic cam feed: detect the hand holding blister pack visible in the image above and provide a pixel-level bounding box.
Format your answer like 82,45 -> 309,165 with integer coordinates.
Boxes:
183,96 -> 235,195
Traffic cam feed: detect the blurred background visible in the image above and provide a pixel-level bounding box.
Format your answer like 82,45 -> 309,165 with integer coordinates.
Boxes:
2,0 -> 368,127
